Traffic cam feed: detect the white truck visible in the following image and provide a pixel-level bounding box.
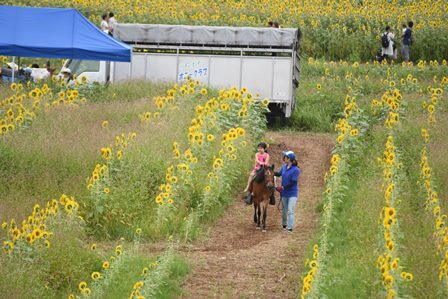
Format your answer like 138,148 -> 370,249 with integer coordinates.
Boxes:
63,24 -> 301,116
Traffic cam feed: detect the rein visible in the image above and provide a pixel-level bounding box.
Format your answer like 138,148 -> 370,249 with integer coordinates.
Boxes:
264,170 -> 275,190
277,198 -> 282,212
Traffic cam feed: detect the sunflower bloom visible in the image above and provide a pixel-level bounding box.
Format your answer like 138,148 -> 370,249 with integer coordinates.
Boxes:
79,281 -> 88,291
91,272 -> 102,281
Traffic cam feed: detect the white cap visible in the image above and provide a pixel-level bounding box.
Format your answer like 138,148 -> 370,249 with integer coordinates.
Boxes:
282,150 -> 296,161
6,62 -> 18,70
61,67 -> 71,74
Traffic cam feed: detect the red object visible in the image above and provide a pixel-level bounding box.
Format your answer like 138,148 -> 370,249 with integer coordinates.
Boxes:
254,152 -> 269,170
276,186 -> 283,193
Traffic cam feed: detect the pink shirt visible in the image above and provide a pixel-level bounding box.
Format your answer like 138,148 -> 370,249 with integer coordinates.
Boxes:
254,152 -> 269,170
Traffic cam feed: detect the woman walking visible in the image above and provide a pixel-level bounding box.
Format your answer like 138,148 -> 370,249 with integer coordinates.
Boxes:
275,151 -> 300,233
381,26 -> 397,61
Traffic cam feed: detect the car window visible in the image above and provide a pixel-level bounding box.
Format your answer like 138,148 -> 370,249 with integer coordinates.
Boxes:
67,60 -> 100,74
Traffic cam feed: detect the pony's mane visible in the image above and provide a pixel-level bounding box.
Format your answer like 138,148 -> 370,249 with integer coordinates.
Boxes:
253,168 -> 265,183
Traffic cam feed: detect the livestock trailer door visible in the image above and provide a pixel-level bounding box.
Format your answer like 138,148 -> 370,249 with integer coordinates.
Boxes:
209,55 -> 241,90
240,52 -> 294,117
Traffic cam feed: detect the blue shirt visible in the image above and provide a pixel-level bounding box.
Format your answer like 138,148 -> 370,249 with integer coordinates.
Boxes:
403,28 -> 412,46
276,164 -> 300,197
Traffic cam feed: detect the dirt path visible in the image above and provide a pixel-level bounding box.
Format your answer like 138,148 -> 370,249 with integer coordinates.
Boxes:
180,132 -> 334,298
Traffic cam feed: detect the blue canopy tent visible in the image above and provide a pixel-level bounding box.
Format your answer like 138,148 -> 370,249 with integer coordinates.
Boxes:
0,6 -> 131,62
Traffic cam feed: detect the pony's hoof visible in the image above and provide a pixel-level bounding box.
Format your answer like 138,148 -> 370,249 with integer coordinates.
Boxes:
262,229 -> 266,233
256,226 -> 261,230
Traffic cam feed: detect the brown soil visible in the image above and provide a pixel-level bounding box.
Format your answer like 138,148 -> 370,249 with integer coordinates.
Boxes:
180,132 -> 334,298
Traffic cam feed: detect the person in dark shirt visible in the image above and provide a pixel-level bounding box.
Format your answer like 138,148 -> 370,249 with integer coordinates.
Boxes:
108,12 -> 117,37
402,21 -> 413,64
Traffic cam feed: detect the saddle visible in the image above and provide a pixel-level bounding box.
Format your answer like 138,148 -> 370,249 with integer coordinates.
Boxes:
244,192 -> 275,205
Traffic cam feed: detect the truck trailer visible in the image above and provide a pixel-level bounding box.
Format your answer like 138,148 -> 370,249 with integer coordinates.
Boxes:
62,24 -> 301,117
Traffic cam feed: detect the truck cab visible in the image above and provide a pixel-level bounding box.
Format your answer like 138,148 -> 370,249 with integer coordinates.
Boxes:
62,59 -> 107,83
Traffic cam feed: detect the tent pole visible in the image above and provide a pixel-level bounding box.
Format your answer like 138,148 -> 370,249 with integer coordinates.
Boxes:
11,56 -> 15,82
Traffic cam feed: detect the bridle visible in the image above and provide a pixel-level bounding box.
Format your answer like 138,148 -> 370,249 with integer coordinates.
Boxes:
264,168 -> 275,190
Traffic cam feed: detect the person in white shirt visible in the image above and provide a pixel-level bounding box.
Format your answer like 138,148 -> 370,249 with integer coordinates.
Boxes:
381,26 -> 397,61
30,64 -> 55,82
108,12 -> 117,36
30,68 -> 49,81
100,13 -> 109,34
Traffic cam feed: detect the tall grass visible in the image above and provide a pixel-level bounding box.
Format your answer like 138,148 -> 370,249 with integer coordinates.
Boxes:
290,60 -> 448,132
0,215 -> 99,298
314,127 -> 383,298
1,79 -> 266,297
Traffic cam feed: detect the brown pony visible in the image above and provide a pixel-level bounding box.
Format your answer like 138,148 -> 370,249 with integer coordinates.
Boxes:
252,164 -> 275,232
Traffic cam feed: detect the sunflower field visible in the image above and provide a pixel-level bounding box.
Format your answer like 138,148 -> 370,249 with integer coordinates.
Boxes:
1,55 -> 446,298
1,0 -> 448,298
5,0 -> 448,61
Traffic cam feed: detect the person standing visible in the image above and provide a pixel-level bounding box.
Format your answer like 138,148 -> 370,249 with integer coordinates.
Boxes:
381,26 -> 396,62
402,21 -> 414,64
108,12 -> 117,36
401,23 -> 407,37
275,151 -> 300,233
100,13 -> 109,34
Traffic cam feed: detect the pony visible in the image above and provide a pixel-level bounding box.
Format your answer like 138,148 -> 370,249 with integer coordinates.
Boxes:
251,164 -> 275,232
